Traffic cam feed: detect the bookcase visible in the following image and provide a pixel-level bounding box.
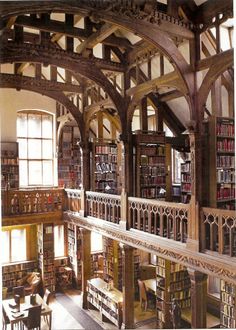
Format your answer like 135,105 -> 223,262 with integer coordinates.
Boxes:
87,278 -> 123,328
1,142 -> 19,190
103,237 -> 140,297
133,131 -> 166,199
155,256 -> 191,328
58,125 -> 81,189
2,260 -> 38,292
103,237 -> 118,285
91,139 -> 121,194
209,116 -> 235,209
37,223 -> 55,292
220,280 -> 236,328
181,160 -> 191,203
67,222 -> 82,288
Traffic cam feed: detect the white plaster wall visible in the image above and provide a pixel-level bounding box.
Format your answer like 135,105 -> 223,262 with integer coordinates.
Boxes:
0,88 -> 56,142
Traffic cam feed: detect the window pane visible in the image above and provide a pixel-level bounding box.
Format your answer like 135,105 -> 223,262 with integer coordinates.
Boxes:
28,114 -> 41,138
43,161 -> 53,185
54,225 -> 65,257
1,231 -> 10,263
18,138 -> 27,159
11,229 -> 26,262
19,160 -> 28,186
91,232 -> 103,252
42,140 -> 53,159
28,139 -> 41,159
17,113 -> 27,137
42,115 -> 53,138
29,161 -> 42,185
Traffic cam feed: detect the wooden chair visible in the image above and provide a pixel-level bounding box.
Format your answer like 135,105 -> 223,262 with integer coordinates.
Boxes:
22,305 -> 42,330
13,286 -> 25,298
42,289 -> 52,325
2,307 -> 10,330
138,279 -> 148,311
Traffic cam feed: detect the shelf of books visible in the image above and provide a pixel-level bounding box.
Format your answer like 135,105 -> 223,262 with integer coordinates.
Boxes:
58,125 -> 81,189
2,260 -> 38,292
37,223 -> 55,292
181,160 -> 191,203
67,222 -> 82,289
92,139 -> 121,194
220,280 -> 236,328
87,278 -> 123,328
209,116 -> 235,210
1,142 -> 19,190
133,131 -> 166,199
156,256 -> 191,328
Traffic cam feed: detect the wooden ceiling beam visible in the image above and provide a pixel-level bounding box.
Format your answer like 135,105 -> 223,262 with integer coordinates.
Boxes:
196,48 -> 233,72
0,73 -> 83,93
15,15 -> 89,39
76,23 -> 118,54
193,0 -> 233,24
127,71 -> 185,98
159,90 -> 183,102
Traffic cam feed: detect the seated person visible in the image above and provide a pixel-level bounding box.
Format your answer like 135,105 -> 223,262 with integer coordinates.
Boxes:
17,272 -> 43,296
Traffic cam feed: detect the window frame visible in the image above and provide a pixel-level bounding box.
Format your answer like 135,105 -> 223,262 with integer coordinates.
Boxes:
1,228 -> 27,264
17,110 -> 56,188
54,225 -> 65,258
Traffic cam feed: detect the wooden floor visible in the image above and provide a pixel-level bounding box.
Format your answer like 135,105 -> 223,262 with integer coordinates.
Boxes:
40,288 -> 157,329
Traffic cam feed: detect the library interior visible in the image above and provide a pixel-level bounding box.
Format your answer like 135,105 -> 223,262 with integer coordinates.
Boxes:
0,0 -> 235,329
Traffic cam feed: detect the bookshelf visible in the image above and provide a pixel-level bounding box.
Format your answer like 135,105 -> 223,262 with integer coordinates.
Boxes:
155,256 -> 191,328
37,223 -> 55,292
181,160 -> 191,203
67,222 -> 82,289
103,237 -> 140,297
92,139 -> 121,194
2,260 -> 38,292
1,142 -> 19,190
58,125 -> 81,189
209,116 -> 235,210
133,131 -> 166,199
220,280 -> 236,328
87,278 -> 123,328
55,258 -> 73,290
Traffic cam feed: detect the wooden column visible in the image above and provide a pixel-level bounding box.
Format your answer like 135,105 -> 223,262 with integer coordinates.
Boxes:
80,228 -> 91,309
80,142 -> 90,194
65,14 -> 74,83
188,269 -> 208,329
187,131 -> 202,252
165,143 -> 172,201
121,134 -> 133,196
120,244 -> 135,329
97,111 -> 103,139
140,97 -> 148,131
211,77 -> 222,116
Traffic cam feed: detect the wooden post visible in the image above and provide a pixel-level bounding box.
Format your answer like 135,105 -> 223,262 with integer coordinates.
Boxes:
97,111 -> 103,139
187,269 -> 208,329
80,228 -> 91,309
120,134 -> 133,196
140,97 -> 148,131
120,244 -> 135,329
165,143 -> 172,201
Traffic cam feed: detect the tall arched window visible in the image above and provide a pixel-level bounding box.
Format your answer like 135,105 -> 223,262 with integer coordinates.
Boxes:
17,111 -> 55,187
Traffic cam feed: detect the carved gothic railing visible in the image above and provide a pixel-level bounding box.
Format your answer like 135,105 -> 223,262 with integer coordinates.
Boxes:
201,207 -> 236,257
86,191 -> 121,224
2,189 -> 64,216
128,197 -> 189,243
65,189 -> 82,213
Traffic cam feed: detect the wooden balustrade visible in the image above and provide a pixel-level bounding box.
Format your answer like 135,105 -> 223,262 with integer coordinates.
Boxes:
86,191 -> 121,224
128,197 -> 189,243
65,189 -> 81,212
1,188 -> 64,216
201,207 -> 236,257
